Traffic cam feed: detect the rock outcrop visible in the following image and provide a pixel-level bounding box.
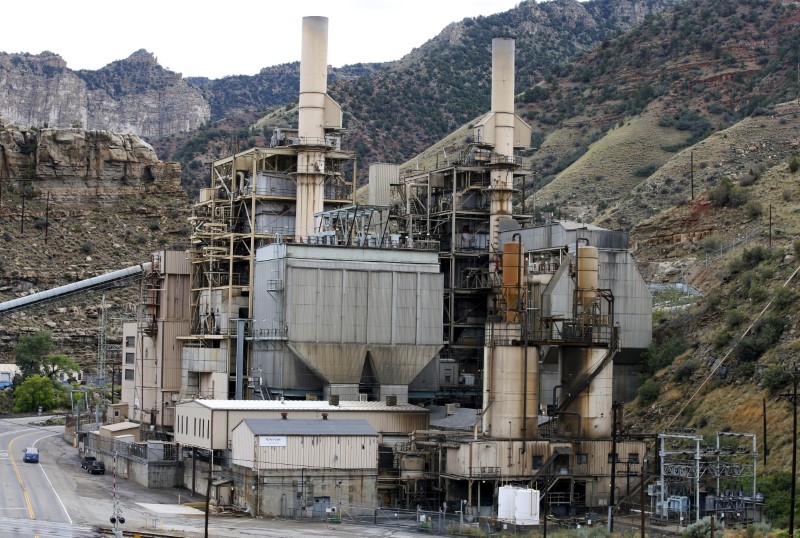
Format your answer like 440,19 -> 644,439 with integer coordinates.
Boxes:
0,127 -> 181,186
0,50 -> 210,139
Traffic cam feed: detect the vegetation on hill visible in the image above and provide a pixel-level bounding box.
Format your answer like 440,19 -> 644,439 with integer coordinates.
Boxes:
164,0 -> 681,190
526,0 -> 800,226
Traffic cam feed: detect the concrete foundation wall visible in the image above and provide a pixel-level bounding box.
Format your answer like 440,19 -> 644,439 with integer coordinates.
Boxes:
82,448 -> 183,488
233,467 -> 378,518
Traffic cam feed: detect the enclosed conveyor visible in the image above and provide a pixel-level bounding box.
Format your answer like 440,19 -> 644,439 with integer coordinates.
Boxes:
0,262 -> 152,316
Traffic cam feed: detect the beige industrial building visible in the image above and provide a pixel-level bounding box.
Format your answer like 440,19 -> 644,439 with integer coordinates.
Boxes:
230,418 -> 379,517
120,250 -> 191,429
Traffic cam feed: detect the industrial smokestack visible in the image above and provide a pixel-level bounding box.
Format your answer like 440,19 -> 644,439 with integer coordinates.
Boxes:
296,16 -> 330,240
488,37 -> 516,265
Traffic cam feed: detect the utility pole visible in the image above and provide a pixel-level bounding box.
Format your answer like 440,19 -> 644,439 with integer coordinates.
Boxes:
785,365 -> 798,538
608,402 -> 619,532
690,151 -> 694,200
44,190 -> 50,244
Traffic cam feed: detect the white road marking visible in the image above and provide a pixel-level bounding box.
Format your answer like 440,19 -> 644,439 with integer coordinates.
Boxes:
33,433 -> 73,525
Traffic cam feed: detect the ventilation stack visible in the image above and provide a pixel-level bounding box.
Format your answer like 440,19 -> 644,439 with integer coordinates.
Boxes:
295,16 -> 342,239
488,37 -> 516,266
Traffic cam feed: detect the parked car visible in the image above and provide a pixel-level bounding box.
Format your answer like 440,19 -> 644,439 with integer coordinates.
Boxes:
87,460 -> 105,475
22,447 -> 39,463
80,455 -> 96,469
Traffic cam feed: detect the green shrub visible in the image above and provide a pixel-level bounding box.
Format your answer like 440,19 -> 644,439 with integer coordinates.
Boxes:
744,201 -> 763,218
637,378 -> 662,405
762,365 -> 789,394
725,309 -> 747,329
733,314 -> 787,363
645,336 -> 689,374
773,287 -> 798,310
698,236 -> 721,252
672,359 -> 699,382
789,154 -> 799,173
633,164 -> 659,177
709,177 -> 748,207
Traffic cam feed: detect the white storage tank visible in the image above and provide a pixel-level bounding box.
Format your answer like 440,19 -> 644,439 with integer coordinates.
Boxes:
498,485 -> 518,521
513,488 -> 540,525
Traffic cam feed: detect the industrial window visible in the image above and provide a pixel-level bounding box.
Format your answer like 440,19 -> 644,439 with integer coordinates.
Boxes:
576,453 -> 588,465
194,418 -> 197,437
628,453 -> 640,464
608,453 -> 619,464
532,455 -> 543,469
125,353 -> 134,364
124,369 -> 134,381
125,336 -> 135,347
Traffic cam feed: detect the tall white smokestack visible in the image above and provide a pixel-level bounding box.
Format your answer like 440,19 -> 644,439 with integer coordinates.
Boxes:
488,37 -> 516,264
296,16 -> 330,239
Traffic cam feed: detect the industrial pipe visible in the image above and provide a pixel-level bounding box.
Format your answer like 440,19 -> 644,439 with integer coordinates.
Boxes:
0,262 -> 152,316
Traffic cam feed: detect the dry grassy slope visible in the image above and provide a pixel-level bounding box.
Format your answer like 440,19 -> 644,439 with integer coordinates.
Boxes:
534,101 -> 690,222
599,100 -> 800,230
624,141 -> 800,475
0,187 -> 193,367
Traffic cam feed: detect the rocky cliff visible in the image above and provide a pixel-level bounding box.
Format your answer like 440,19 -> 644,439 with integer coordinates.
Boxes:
0,127 -> 190,366
0,127 -> 181,187
0,50 -> 210,139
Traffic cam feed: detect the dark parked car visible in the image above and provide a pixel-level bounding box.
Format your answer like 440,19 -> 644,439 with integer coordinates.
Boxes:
80,456 -> 96,469
87,460 -> 105,475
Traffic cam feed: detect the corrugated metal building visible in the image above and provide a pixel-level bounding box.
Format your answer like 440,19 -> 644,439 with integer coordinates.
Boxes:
231,418 -> 379,517
499,221 -> 652,403
120,250 -> 191,427
174,399 -> 429,451
250,243 -> 443,403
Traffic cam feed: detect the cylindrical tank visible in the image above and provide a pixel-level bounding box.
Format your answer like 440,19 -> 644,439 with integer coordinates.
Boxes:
576,245 -> 598,312
484,338 -> 538,440
502,242 -> 522,322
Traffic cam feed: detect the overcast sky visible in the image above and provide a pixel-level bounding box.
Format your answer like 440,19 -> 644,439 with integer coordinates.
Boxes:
2,0 -> 522,79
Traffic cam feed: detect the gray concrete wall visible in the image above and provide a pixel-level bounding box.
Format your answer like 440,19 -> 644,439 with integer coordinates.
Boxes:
232,467 -> 378,518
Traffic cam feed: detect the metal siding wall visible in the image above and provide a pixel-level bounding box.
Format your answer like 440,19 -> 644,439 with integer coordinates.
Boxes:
341,270 -> 368,342
256,435 -> 377,470
174,403 -> 214,449
159,320 -> 189,390
162,250 -> 191,275
318,269 -> 343,342
231,425 -> 253,468
289,267 -> 319,342
368,163 -> 398,206
418,273 -> 444,344
394,272 -> 417,343
204,409 -> 428,449
368,272 -> 392,344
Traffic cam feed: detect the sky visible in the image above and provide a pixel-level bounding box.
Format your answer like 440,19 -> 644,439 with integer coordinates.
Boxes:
3,0 -> 523,79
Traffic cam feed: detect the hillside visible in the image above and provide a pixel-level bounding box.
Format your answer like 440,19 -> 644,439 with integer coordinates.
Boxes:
525,0 -> 800,228
623,140 -> 800,475
0,127 -> 193,367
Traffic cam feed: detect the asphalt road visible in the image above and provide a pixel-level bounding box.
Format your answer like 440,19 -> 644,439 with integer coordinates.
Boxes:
0,416 -> 95,537
0,416 -> 439,537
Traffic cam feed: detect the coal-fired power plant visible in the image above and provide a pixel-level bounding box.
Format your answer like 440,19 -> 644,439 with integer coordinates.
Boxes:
3,13 -> 723,530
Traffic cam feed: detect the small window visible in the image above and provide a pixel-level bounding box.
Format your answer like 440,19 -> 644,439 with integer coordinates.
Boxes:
576,453 -> 588,465
125,352 -> 135,364
125,336 -> 135,348
628,453 -> 640,464
124,369 -> 134,381
608,453 -> 619,464
532,455 -> 544,469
